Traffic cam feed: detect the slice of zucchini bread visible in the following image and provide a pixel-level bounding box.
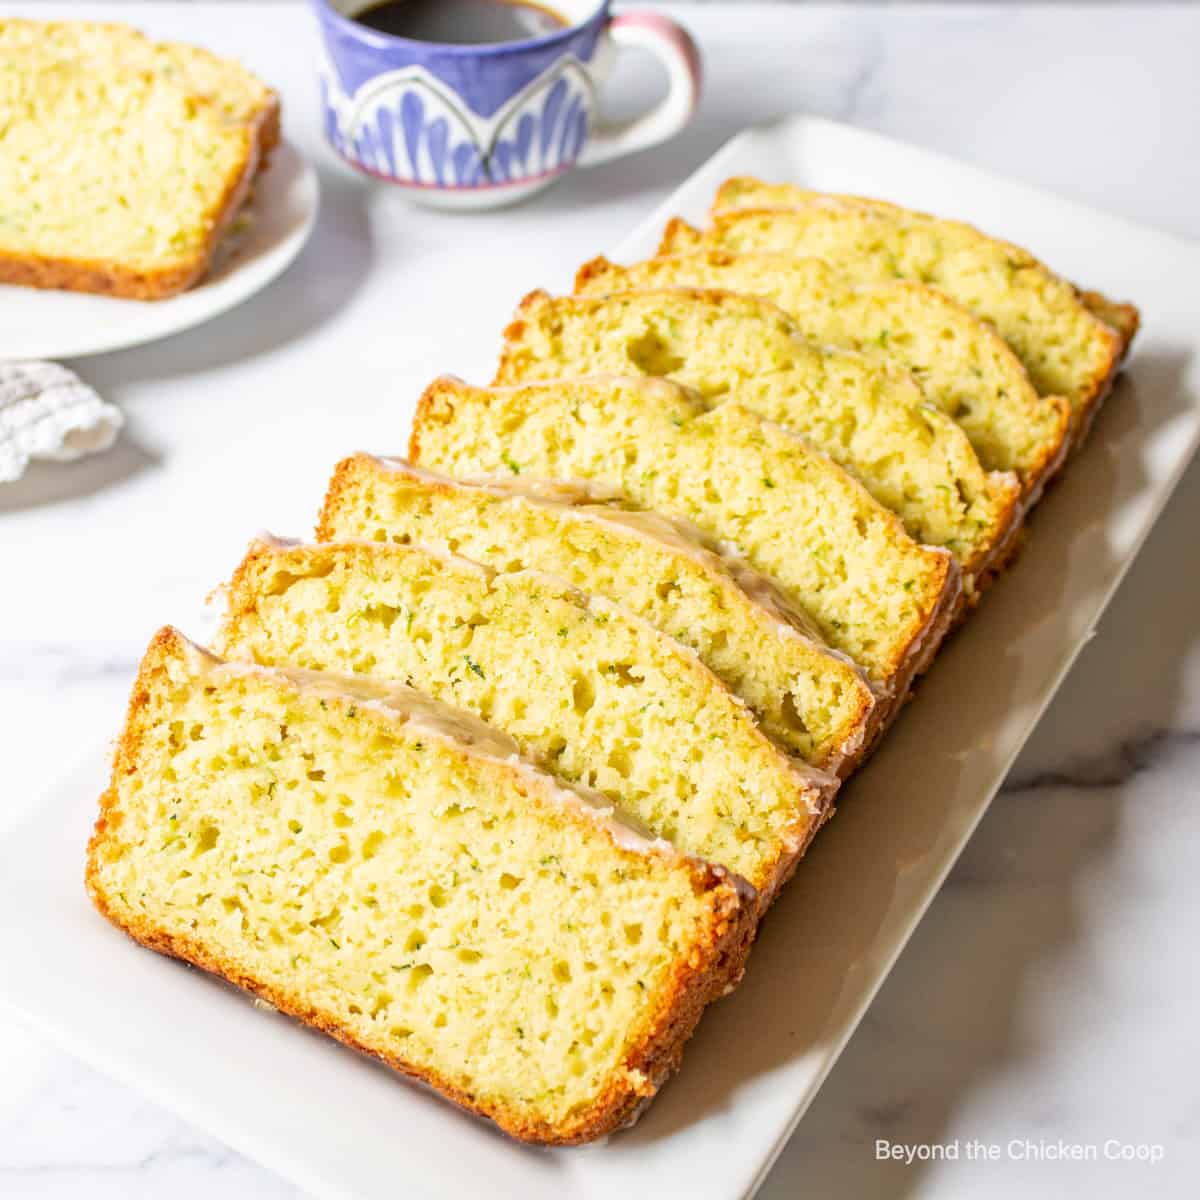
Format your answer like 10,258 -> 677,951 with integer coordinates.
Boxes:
13,19 -> 280,155
317,456 -> 875,775
409,374 -> 960,707
219,539 -> 836,908
87,628 -> 756,1145
659,208 -> 1126,441
711,177 -> 1141,354
495,289 -> 1020,592
575,251 -> 1069,496
0,20 -> 262,298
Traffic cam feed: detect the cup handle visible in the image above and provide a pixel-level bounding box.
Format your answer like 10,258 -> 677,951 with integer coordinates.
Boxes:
576,11 -> 702,168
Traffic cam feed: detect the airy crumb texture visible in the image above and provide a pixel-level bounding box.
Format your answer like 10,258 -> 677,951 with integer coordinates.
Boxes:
409,374 -> 959,696
575,250 -> 1069,496
87,628 -> 756,1145
317,456 -> 876,774
712,178 -> 1141,357
219,539 -> 835,905
0,19 -> 274,297
495,288 -> 1020,587
11,19 -> 280,151
661,199 -> 1128,441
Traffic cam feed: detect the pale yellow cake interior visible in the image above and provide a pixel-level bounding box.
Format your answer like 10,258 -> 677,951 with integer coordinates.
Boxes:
496,289 -> 1017,577
219,540 -> 826,898
576,251 -> 1068,487
318,458 -> 875,771
90,641 -> 723,1134
411,376 -> 954,686
0,19 -> 253,270
660,206 -> 1118,417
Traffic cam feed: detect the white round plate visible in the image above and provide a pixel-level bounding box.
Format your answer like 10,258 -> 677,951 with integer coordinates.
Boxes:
0,141 -> 319,360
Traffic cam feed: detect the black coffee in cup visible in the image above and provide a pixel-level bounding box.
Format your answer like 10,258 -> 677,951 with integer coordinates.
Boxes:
355,0 -> 568,45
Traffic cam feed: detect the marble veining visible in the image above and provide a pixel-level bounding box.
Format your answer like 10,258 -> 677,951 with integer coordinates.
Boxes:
2,3 -> 1199,1199
1003,726 -> 1200,793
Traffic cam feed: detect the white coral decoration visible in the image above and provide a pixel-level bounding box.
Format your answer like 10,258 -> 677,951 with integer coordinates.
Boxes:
0,361 -> 124,483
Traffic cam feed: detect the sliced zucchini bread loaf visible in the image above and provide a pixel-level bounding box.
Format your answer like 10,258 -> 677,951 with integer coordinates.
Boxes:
575,251 -> 1069,496
219,539 -> 835,909
659,209 -> 1127,441
318,456 -> 875,775
495,288 -> 1020,592
409,374 -> 959,710
88,628 -> 756,1145
711,177 -> 1141,350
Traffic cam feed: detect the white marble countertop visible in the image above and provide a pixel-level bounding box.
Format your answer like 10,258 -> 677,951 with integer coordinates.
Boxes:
3,3 -> 1199,1197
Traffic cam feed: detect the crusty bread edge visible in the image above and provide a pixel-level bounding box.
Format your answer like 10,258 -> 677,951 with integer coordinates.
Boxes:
252,90 -> 282,163
86,627 -> 759,1145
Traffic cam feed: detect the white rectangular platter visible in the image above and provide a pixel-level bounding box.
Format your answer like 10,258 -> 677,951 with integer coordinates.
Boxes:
2,115 -> 1198,1200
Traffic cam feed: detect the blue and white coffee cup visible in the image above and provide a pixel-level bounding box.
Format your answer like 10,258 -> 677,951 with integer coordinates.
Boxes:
313,0 -> 702,208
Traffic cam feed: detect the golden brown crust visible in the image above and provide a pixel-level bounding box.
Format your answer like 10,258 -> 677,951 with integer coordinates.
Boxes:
88,856 -> 754,1144
869,547 -> 960,744
656,215 -> 704,255
0,61 -> 280,302
1079,290 -> 1140,357
408,374 -> 488,463
1063,292 -> 1138,455
254,91 -> 282,162
86,627 -> 758,1145
0,120 -> 260,300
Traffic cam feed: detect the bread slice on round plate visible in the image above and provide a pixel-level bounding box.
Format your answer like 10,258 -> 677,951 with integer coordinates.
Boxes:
0,19 -> 277,298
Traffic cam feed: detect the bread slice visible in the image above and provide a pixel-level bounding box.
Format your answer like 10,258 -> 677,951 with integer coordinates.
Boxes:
0,19 -> 266,298
410,374 -> 959,708
576,251 -> 1069,497
495,288 -> 1019,592
710,178 -> 1141,358
317,456 -> 875,775
139,30 -> 279,159
87,628 -> 755,1145
659,208 -> 1126,442
219,538 -> 836,908
19,19 -> 280,156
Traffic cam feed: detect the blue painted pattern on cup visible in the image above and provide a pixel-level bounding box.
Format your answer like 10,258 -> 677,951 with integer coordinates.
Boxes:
312,0 -> 702,207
